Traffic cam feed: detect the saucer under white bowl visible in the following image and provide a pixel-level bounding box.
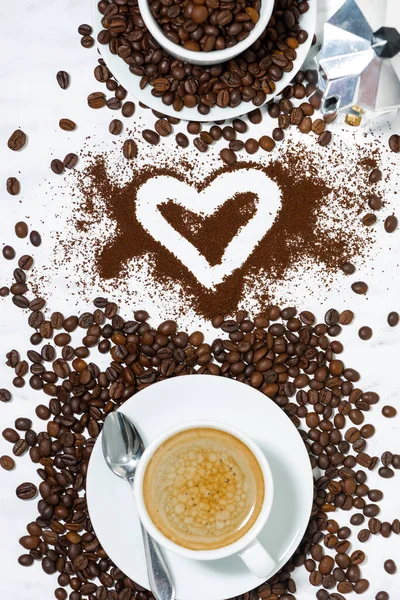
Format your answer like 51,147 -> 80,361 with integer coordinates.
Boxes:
91,0 -> 317,122
87,375 -> 313,600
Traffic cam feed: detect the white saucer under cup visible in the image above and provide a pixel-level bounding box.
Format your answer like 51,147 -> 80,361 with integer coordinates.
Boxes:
87,376 -> 313,600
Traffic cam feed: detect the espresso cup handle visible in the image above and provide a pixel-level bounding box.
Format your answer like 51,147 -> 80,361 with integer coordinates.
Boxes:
238,539 -> 275,579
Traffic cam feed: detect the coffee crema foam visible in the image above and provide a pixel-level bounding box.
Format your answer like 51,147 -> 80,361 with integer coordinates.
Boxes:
143,428 -> 265,550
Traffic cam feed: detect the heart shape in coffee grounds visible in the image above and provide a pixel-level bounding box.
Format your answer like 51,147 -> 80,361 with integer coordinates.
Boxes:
135,169 -> 282,290
158,192 -> 258,268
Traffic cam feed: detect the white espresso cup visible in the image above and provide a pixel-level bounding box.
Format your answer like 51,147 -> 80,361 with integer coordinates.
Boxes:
134,420 -> 276,579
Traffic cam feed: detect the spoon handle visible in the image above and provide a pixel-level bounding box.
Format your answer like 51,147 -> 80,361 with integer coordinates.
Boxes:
140,522 -> 175,600
128,480 -> 175,600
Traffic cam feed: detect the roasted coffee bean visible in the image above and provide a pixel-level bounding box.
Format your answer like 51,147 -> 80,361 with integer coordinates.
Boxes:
244,138 -> 259,155
155,119 -> 172,137
384,559 -> 396,574
176,133 -> 189,148
341,262 -> 356,275
389,134 -> 400,153
56,71 -> 70,89
0,388 -> 11,402
7,177 -> 20,195
3,245 -> 16,260
109,120 -> 123,135
8,129 -> 27,151
220,148 -> 237,165
51,159 -> 65,175
368,194 -> 382,210
375,593 -> 389,600
88,92 -> 106,109
0,455 -> 15,470
379,466 -> 394,478
64,153 -> 79,169
362,213 -> 376,226
81,35 -> 94,48
369,169 -> 382,183
78,23 -> 92,35
387,311 -> 399,327
382,405 -> 397,418
123,139 -> 138,160
30,231 -> 42,247
142,129 -> 160,145
18,255 -> 33,270
259,136 -> 275,152
384,215 -> 398,233
122,102 -> 135,118
59,118 -> 76,131
351,281 -> 368,295
358,326 -> 372,340
15,418 -> 32,431
318,131 -> 332,146
15,221 -> 28,238
16,482 -> 38,500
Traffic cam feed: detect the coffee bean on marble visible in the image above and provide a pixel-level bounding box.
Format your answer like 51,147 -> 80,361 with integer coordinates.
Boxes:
7,177 -> 20,195
3,245 -> 16,260
59,118 -> 76,131
63,153 -> 78,169
358,326 -> 372,340
109,120 -> 123,135
318,131 -> 332,146
122,102 -> 135,118
369,169 -> 382,183
384,216 -> 398,233
382,405 -> 397,418
387,311 -> 399,327
30,231 -> 42,247
0,455 -> 15,470
389,134 -> 400,153
220,148 -> 237,165
384,559 -> 396,574
259,136 -> 275,152
379,466 -> 394,478
176,133 -> 189,148
16,482 -> 38,500
123,139 -> 138,160
51,159 -> 64,175
341,262 -> 356,275
351,281 -> 368,295
8,130 -> 27,151
375,593 -> 389,600
56,71 -> 70,89
87,92 -> 106,109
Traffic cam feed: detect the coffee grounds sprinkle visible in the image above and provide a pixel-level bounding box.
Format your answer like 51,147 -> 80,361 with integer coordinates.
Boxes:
52,140 -> 376,321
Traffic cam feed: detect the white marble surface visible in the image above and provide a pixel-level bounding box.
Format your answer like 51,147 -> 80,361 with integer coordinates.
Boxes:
1,0 -> 400,599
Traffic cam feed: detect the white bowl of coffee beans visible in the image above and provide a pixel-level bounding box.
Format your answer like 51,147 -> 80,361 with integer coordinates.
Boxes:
138,0 -> 274,66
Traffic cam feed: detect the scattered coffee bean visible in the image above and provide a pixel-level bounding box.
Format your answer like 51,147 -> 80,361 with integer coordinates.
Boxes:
384,559 -> 396,574
50,159 -> 65,175
78,23 -> 93,35
56,71 -> 70,89
87,92 -> 106,109
15,222 -> 28,238
0,455 -> 15,470
339,310 -> 354,325
123,139 -> 138,160
30,231 -> 41,247
176,133 -> 189,148
362,213 -> 377,226
351,281 -> 368,295
109,119 -> 123,135
59,118 -> 76,131
259,136 -> 275,152
122,101 -> 135,117
16,482 -> 38,500
384,216 -> 398,233
220,148 -> 237,165
2,245 -> 16,260
155,119 -> 172,137
142,129 -> 160,145
81,35 -> 94,48
388,134 -> 399,153
369,169 -> 382,184
0,388 -> 11,402
6,177 -> 20,196
382,405 -> 397,418
376,593 -> 389,600
318,131 -> 332,146
8,130 -> 27,151
63,153 -> 79,169
387,311 -> 399,327
368,195 -> 382,210
341,262 -> 356,275
358,326 -> 372,341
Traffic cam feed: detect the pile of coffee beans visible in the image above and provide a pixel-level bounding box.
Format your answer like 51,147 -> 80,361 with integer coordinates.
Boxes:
95,0 -> 310,113
1,232 -> 399,600
150,0 -> 260,52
